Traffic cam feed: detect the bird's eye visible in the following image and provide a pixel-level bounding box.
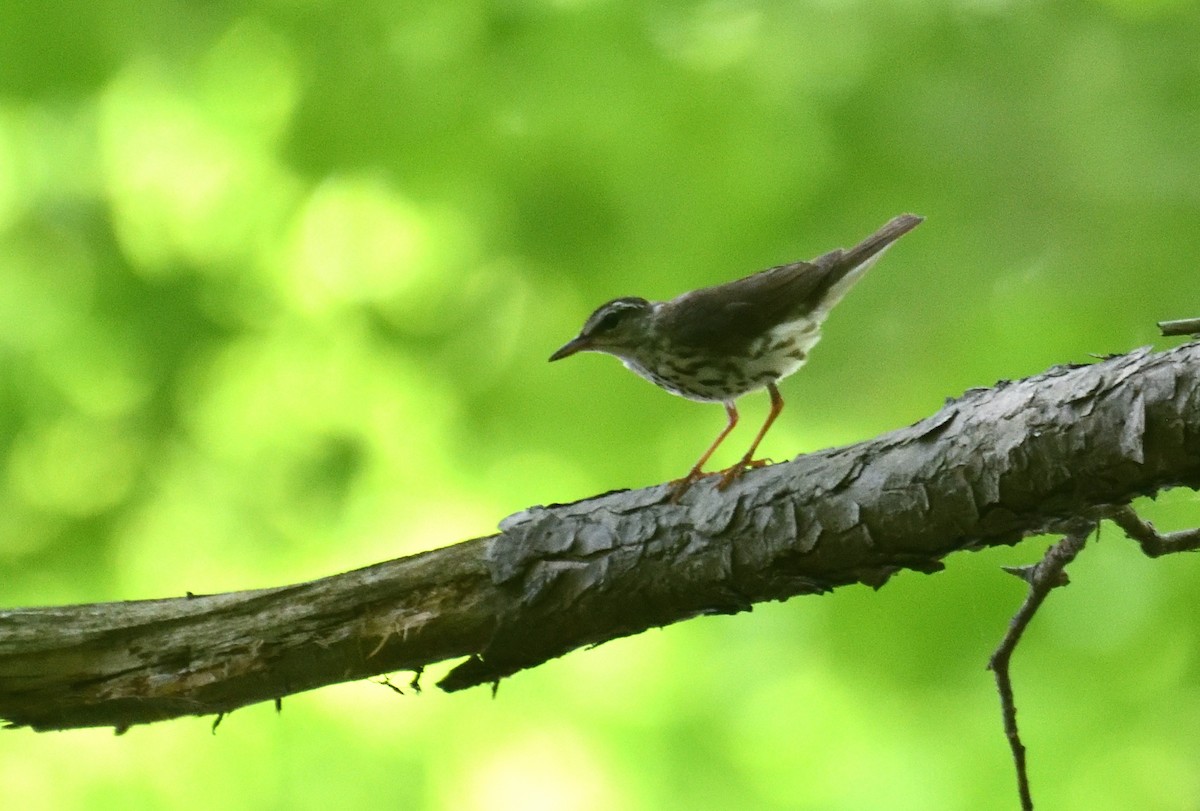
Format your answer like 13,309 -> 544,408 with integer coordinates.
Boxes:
594,310 -> 624,333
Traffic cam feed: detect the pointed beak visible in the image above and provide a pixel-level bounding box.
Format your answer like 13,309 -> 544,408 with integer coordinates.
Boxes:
549,335 -> 590,361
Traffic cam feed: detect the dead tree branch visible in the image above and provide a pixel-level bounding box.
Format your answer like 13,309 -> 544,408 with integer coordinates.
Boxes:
989,525 -> 1094,811
1159,317 -> 1200,337
1107,504 -> 1200,556
2,342 -> 1200,733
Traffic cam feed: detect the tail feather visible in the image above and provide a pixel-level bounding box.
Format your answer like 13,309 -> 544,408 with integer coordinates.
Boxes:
812,213 -> 924,313
839,213 -> 924,269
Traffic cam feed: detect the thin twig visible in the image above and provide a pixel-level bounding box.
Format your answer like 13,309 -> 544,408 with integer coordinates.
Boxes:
1108,505 -> 1200,557
988,525 -> 1093,811
373,675 -> 406,695
1158,318 -> 1200,337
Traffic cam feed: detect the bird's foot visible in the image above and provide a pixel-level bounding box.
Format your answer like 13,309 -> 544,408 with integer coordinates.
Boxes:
667,468 -> 716,503
667,456 -> 773,501
715,456 -> 772,490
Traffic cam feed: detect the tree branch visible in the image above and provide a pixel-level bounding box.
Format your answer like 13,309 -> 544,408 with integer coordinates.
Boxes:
2,341 -> 1200,733
1159,317 -> 1200,337
988,525 -> 1093,811
1107,504 -> 1200,556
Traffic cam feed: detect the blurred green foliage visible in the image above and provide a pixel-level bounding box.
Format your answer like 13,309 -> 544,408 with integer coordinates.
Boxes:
2,0 -> 1200,809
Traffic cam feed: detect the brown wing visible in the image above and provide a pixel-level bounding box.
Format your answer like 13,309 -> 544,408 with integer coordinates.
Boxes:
660,259 -> 839,354
661,214 -> 923,353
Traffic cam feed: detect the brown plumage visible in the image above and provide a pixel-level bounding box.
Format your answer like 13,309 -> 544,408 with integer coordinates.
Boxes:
551,214 -> 923,497
661,216 -> 923,355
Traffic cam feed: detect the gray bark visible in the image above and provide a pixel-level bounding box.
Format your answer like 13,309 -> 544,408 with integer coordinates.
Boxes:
2,342 -> 1199,732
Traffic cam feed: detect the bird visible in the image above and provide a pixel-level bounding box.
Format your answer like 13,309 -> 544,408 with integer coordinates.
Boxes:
549,213 -> 923,498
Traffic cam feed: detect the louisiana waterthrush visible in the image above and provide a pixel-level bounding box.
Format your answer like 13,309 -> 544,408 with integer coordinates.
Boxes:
550,213 -> 923,497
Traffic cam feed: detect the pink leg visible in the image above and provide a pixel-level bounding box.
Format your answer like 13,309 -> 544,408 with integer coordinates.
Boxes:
668,402 -> 738,501
718,382 -> 784,489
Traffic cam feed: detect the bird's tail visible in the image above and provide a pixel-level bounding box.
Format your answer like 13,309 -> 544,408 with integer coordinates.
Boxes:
813,213 -> 924,314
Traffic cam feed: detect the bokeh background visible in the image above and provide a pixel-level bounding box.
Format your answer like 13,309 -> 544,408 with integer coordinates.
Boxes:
3,0 -> 1200,809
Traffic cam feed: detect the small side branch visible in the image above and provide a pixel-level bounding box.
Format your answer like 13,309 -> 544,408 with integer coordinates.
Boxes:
1108,505 -> 1200,557
1159,318 -> 1200,337
988,526 -> 1094,811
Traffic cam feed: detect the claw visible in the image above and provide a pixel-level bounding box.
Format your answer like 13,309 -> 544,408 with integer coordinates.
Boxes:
669,455 -> 775,500
714,456 -> 772,490
667,468 -> 715,502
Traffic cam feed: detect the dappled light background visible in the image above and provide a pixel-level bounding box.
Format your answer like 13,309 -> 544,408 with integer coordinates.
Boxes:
3,1 -> 1200,809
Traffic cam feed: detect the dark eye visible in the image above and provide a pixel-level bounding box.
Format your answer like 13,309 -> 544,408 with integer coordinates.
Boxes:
594,310 -> 624,333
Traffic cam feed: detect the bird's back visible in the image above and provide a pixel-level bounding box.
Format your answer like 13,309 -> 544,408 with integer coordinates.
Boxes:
658,214 -> 921,356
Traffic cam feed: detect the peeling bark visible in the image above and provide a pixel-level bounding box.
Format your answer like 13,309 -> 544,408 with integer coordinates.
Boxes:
2,342 -> 1199,732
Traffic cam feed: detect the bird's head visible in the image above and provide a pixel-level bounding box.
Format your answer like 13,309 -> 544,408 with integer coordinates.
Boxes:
549,297 -> 655,361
